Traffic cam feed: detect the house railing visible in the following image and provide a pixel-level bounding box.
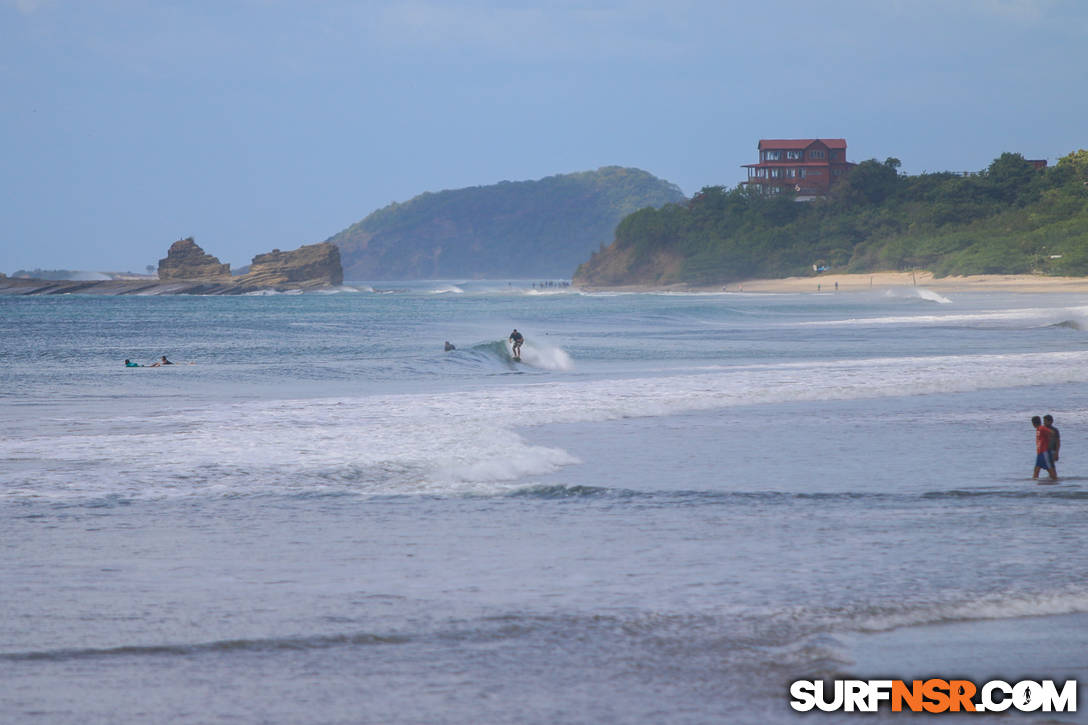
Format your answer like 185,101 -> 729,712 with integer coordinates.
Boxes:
898,170 -> 981,177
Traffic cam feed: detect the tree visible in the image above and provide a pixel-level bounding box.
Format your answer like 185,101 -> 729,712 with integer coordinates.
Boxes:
985,152 -> 1035,203
840,158 -> 900,204
1057,149 -> 1088,180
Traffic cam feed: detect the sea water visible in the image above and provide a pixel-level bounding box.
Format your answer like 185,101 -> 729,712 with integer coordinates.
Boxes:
2,282 -> 1087,724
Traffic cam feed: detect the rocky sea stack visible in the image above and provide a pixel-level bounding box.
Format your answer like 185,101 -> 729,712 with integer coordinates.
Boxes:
237,242 -> 343,290
0,238 -> 343,295
157,238 -> 232,281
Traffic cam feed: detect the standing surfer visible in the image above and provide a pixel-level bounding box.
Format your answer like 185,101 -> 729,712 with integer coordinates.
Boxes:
508,329 -> 524,360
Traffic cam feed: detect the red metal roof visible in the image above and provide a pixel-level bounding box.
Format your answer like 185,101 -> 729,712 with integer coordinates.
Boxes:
758,139 -> 847,150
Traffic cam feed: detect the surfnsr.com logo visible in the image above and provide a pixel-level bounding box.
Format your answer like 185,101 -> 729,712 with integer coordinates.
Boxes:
790,679 -> 1077,713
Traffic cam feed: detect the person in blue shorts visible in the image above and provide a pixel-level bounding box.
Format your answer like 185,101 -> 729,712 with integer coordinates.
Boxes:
1032,416 -> 1057,480
1044,414 -> 1060,471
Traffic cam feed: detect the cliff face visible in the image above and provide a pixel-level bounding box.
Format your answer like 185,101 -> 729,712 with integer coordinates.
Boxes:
158,238 -> 231,280
235,242 -> 342,290
573,247 -> 687,288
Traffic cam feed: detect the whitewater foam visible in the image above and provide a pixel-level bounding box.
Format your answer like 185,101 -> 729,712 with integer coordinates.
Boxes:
882,286 -> 952,304
8,349 -> 1088,501
517,341 -> 574,371
802,305 -> 1088,328
843,587 -> 1088,634
428,284 -> 464,294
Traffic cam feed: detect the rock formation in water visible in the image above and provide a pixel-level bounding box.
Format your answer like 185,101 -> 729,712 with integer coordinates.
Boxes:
1,240 -> 343,295
235,242 -> 343,290
157,238 -> 232,281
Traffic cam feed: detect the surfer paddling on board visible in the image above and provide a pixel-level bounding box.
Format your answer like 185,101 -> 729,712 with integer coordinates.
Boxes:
508,329 -> 524,360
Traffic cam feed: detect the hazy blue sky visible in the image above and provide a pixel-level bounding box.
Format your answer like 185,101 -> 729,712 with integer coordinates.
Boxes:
2,0 -> 1086,273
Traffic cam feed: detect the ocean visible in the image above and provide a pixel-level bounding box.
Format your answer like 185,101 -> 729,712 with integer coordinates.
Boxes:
2,281 -> 1087,723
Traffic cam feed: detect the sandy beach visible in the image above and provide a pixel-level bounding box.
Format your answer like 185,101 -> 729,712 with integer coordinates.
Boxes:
581,271 -> 1088,294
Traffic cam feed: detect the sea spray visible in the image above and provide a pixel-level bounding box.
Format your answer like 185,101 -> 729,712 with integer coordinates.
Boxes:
517,341 -> 574,371
883,286 -> 953,304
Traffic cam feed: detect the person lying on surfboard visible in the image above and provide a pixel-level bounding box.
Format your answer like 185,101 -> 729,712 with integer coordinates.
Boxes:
508,329 -> 524,360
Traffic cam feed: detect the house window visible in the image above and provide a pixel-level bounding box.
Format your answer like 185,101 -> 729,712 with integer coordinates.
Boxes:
786,150 -> 802,160
809,150 -> 826,160
832,168 -> 842,176
763,150 -> 781,161
787,168 -> 796,177
807,169 -> 822,176
830,151 -> 840,160
799,168 -> 806,178
770,168 -> 781,178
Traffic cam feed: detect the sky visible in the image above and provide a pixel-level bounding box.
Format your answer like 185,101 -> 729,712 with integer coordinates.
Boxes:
1,0 -> 1086,273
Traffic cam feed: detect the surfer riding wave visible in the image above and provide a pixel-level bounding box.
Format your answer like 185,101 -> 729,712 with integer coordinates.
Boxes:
509,329 -> 524,360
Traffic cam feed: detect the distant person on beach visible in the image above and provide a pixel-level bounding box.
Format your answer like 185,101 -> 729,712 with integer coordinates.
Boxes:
149,355 -> 174,367
508,329 -> 524,359
1032,416 -> 1057,480
444,341 -> 455,351
124,359 -> 141,367
1044,414 -> 1061,466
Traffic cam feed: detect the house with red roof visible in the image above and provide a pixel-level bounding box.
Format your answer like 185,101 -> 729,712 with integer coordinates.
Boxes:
742,139 -> 855,199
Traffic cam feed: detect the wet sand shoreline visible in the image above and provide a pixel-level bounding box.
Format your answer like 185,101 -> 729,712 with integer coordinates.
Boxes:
578,271 -> 1088,294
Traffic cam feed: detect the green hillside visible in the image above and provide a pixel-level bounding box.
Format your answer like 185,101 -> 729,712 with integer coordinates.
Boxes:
574,150 -> 1088,287
324,167 -> 685,280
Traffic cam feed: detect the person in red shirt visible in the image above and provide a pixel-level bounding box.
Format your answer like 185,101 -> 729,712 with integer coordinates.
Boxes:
1033,416 -> 1057,480
1044,414 -> 1061,467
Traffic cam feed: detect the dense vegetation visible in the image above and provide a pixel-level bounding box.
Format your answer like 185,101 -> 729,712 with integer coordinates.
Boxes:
574,150 -> 1088,286
11,268 -> 112,280
324,167 -> 685,280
